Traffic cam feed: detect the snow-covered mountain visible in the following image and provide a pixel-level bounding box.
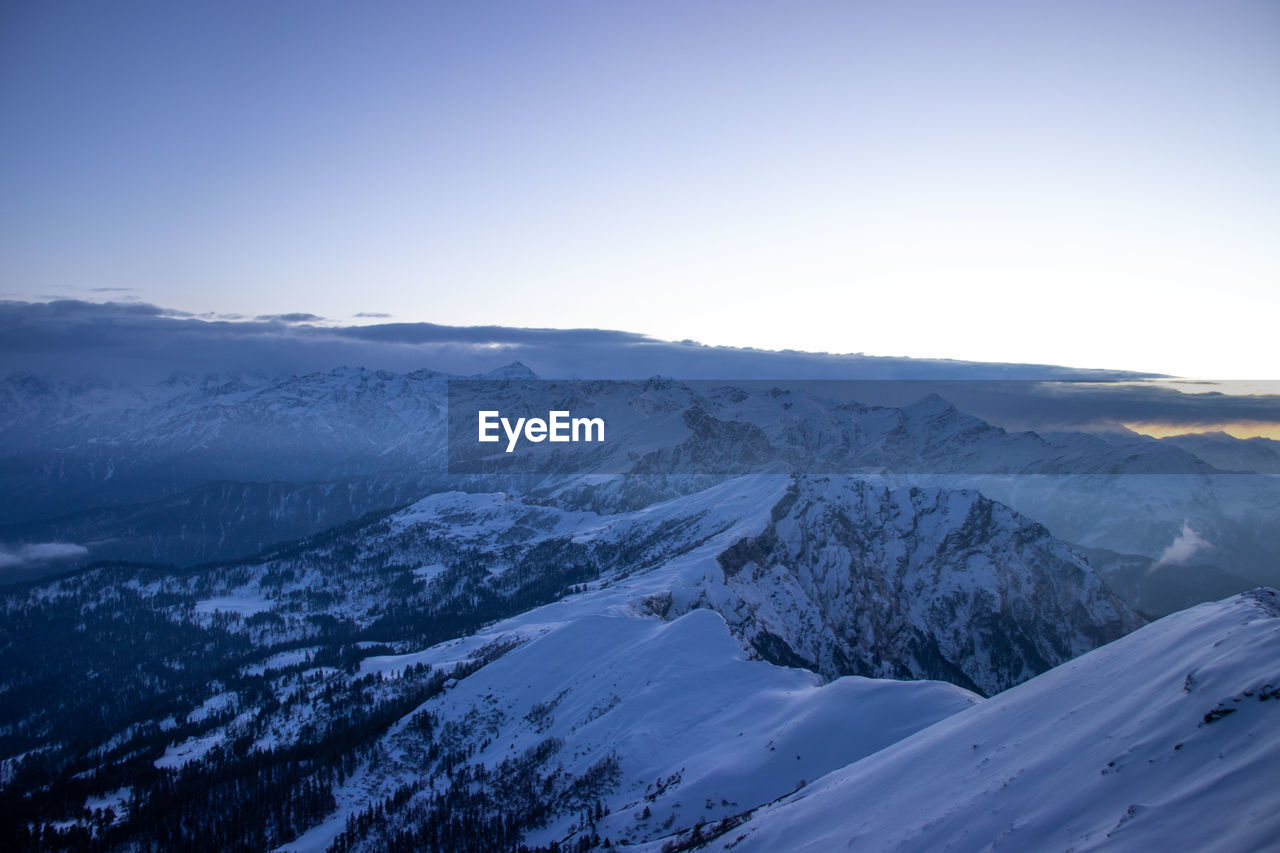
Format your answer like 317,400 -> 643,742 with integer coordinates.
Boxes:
2,359 -> 1278,851
684,588 -> 1280,853
37,475 -> 1135,696
0,472 -> 1150,849
702,476 -> 1138,694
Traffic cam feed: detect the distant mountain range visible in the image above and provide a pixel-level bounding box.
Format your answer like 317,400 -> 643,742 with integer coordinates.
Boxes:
2,366 -> 1276,590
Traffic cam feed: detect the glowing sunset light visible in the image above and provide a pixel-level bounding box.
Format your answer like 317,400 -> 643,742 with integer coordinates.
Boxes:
1123,421 -> 1280,442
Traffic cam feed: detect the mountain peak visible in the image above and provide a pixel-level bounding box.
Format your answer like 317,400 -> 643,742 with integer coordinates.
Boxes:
903,392 -> 958,417
477,361 -> 539,380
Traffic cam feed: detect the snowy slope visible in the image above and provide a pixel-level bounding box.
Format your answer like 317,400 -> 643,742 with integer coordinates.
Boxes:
684,588 -> 1280,853
281,608 -> 977,852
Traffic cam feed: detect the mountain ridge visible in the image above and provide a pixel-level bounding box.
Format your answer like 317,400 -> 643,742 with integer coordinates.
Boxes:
685,587 -> 1280,853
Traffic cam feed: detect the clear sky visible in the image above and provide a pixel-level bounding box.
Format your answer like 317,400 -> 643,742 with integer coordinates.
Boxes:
2,0 -> 1277,378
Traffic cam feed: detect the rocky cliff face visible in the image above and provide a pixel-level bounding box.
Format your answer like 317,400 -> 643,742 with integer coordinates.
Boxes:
704,476 -> 1140,694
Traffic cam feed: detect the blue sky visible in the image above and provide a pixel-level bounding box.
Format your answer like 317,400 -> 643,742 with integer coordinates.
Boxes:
2,1 -> 1277,377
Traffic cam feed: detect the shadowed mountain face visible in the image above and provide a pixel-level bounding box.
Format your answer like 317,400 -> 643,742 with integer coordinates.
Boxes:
1073,545 -> 1258,618
0,368 -> 452,525
0,478 -> 437,571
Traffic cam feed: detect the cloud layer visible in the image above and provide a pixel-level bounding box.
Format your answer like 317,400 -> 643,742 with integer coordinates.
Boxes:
1,299 -> 1141,383
2,300 -> 1278,436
